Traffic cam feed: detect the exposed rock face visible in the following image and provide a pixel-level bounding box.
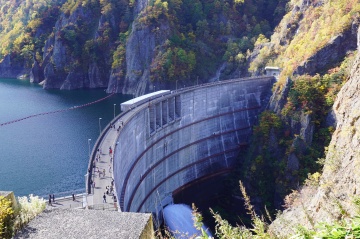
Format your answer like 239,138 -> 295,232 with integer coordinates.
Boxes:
43,63 -> 62,89
40,7 -> 112,90
121,22 -> 170,96
295,21 -> 359,75
88,62 -> 108,88
0,54 -> 29,79
299,112 -> 314,145
106,69 -> 123,94
269,78 -> 291,114
269,27 -> 360,236
105,0 -> 171,96
42,12 -> 80,89
30,60 -> 43,83
60,71 -> 86,90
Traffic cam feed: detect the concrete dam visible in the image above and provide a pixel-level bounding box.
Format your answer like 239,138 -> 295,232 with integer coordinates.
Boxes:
90,76 -> 275,214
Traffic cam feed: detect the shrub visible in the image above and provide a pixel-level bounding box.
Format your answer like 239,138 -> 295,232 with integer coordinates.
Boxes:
15,194 -> 46,229
0,196 -> 15,239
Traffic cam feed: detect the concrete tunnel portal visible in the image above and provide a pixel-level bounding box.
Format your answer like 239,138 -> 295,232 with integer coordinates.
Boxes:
89,76 -> 276,216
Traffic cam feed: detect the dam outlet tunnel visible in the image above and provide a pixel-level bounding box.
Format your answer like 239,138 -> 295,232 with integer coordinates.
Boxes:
113,77 -> 275,214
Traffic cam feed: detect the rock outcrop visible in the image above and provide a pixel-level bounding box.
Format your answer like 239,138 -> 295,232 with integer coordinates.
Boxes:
295,20 -> 360,76
30,60 -> 43,83
107,0 -> 170,96
0,54 -> 29,79
269,26 -> 360,236
36,5 -> 112,90
122,22 -> 170,96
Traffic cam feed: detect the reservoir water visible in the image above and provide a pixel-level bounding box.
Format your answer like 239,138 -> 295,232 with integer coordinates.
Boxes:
0,78 -> 131,198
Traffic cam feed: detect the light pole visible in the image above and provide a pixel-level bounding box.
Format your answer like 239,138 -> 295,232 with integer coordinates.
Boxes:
176,80 -> 178,90
88,139 -> 91,158
113,104 -> 116,118
99,118 -> 102,135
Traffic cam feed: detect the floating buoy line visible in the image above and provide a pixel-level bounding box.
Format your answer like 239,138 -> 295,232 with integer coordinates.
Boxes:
0,91 -> 115,127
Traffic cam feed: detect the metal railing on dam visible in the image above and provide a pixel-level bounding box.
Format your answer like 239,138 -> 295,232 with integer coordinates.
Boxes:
87,76 -> 276,214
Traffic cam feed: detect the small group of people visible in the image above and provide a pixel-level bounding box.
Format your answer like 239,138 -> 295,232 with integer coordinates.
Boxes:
105,185 -> 114,195
96,168 -> 106,178
116,121 -> 125,132
103,190 -> 117,203
111,121 -> 124,132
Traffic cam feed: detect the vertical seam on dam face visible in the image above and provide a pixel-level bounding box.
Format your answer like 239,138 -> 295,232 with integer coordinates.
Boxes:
112,77 -> 275,213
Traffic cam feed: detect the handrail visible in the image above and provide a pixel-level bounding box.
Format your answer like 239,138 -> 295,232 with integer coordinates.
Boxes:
86,105 -> 134,194
88,203 -> 118,211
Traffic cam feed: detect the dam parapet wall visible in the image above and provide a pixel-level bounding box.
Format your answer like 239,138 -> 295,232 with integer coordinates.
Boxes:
112,77 -> 275,213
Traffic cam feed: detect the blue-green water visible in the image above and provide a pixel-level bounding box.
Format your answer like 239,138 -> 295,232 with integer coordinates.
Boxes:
0,78 -> 131,198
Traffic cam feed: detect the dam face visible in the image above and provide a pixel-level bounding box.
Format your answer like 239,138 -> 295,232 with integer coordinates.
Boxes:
113,77 -> 275,213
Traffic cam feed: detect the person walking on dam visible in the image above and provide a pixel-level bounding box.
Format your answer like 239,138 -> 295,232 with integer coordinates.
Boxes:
103,193 -> 107,203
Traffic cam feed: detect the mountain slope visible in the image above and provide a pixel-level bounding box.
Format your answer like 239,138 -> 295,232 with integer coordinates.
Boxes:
0,0 -> 287,94
269,27 -> 360,236
249,0 -> 360,81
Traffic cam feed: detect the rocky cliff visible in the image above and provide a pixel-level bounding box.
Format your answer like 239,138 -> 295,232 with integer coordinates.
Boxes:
237,0 -> 360,216
106,4 -> 170,96
248,0 -> 360,82
0,0 -> 287,95
269,26 -> 360,236
295,20 -> 359,76
0,54 -> 29,79
41,7 -> 111,90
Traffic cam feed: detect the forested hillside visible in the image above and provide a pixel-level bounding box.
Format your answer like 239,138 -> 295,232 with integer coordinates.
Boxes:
215,0 -> 360,237
229,0 -> 360,213
0,0 -> 70,68
0,0 -> 287,94
250,0 -> 360,82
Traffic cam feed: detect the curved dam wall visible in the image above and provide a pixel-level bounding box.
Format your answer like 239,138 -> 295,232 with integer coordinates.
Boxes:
113,77 -> 275,213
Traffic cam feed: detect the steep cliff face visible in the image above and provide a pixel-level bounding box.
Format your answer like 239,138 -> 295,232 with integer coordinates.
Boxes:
123,23 -> 170,96
248,0 -> 360,81
269,27 -> 360,236
238,0 -> 360,216
41,7 -> 110,90
0,0 -> 287,94
295,20 -> 359,76
0,54 -> 29,79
